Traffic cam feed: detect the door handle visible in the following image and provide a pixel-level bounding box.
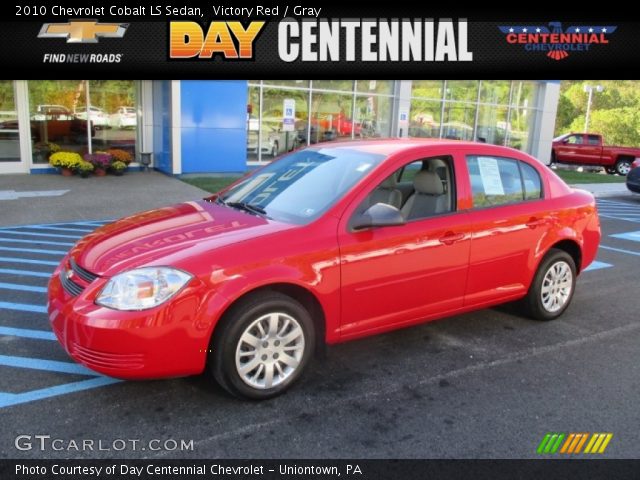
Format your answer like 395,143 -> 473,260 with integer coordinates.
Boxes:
439,232 -> 465,245
526,217 -> 547,229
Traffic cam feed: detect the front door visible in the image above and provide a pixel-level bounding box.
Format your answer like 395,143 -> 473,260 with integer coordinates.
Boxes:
338,154 -> 470,339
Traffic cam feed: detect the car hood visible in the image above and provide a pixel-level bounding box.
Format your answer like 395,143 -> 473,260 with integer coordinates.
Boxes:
71,200 -> 293,277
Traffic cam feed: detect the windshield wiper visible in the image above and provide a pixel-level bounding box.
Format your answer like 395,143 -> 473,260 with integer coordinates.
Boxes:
225,201 -> 269,218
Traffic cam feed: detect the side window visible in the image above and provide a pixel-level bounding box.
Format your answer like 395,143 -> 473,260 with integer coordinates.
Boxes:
466,156 -> 524,207
566,135 -> 583,145
520,162 -> 543,200
587,135 -> 600,146
352,156 -> 455,226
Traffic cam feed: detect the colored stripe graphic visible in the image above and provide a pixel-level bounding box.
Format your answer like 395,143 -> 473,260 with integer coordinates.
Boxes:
537,433 -> 565,454
585,433 -> 614,454
539,433 -> 613,454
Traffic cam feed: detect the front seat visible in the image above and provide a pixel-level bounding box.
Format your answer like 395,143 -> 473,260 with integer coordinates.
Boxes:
365,175 -> 402,210
401,170 -> 446,221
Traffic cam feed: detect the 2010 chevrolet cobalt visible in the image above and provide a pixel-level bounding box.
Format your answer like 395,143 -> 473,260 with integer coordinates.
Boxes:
48,140 -> 601,399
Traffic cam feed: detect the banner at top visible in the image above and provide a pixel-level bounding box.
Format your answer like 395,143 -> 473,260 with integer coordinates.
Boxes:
0,3 -> 636,78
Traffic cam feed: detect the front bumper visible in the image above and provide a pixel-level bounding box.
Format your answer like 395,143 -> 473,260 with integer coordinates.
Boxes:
48,259 -> 215,379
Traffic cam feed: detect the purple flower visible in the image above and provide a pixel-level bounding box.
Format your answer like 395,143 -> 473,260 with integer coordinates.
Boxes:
84,153 -> 112,169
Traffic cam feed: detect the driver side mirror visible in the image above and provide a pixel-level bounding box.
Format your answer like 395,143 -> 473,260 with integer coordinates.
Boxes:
352,203 -> 406,230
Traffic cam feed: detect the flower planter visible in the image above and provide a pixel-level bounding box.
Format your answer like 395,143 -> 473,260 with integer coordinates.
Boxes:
94,168 -> 107,177
60,167 -> 74,177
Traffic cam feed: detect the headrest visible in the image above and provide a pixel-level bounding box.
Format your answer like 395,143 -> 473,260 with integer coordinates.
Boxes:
427,158 -> 448,172
380,174 -> 398,189
414,170 -> 443,195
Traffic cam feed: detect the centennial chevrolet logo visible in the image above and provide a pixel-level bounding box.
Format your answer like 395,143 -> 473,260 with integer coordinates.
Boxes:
38,20 -> 128,43
498,22 -> 617,60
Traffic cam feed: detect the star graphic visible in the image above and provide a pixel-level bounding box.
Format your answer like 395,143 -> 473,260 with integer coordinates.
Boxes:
509,27 -> 514,33
575,27 -> 580,32
523,28 -> 528,32
588,28 -> 594,32
602,27 -> 607,33
536,27 -> 541,33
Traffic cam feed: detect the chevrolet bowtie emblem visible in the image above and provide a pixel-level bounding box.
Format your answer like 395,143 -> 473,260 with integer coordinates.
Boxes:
38,20 -> 129,43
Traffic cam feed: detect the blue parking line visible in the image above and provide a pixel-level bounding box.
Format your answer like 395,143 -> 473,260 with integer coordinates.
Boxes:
0,376 -> 121,409
0,326 -> 56,340
0,268 -> 52,278
599,245 -> 640,257
0,282 -> 47,293
0,256 -> 58,267
0,354 -> 95,375
584,261 -> 613,272
0,219 -> 112,230
610,231 -> 640,242
18,225 -> 93,233
0,230 -> 81,239
0,238 -> 74,247
0,301 -> 47,313
0,246 -> 66,255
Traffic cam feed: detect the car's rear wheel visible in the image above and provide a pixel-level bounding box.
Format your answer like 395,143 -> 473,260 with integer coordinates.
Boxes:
521,249 -> 576,321
209,292 -> 315,399
605,166 -> 617,175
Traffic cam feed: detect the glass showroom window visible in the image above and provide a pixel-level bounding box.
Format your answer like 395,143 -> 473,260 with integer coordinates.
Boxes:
0,81 -> 20,163
28,80 -> 138,164
409,81 -> 443,139
246,85 -> 260,161
354,80 -> 393,138
261,87 -> 308,159
476,104 -> 509,145
310,91 -> 353,144
509,81 -> 540,152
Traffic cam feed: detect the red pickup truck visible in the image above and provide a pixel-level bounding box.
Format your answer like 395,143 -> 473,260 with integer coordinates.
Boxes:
551,133 -> 640,175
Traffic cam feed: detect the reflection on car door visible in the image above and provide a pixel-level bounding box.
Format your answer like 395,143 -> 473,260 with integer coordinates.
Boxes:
337,156 -> 471,339
463,155 -> 552,306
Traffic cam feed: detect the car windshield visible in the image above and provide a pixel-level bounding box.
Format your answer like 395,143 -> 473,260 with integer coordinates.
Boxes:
220,147 -> 385,224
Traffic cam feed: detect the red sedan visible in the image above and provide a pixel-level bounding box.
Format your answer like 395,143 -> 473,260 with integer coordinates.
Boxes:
48,140 -> 601,399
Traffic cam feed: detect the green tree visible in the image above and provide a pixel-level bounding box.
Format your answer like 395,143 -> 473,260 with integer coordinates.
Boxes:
555,81 -> 640,146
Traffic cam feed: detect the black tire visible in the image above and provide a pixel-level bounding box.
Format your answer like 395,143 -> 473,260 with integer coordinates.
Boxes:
615,158 -> 632,176
521,249 -> 577,321
550,151 -> 556,165
209,291 -> 315,400
605,166 -> 617,175
271,142 -> 279,158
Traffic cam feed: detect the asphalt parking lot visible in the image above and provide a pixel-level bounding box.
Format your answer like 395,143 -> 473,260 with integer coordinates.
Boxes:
1,175 -> 639,459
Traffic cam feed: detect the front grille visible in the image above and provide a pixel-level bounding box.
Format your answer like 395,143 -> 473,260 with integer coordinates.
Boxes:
70,258 -> 98,283
60,271 -> 84,296
71,342 -> 145,370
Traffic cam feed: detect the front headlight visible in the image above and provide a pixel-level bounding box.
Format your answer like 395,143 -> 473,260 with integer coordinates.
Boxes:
96,267 -> 192,311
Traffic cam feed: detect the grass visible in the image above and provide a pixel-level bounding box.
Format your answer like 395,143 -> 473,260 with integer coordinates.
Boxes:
180,168 -> 624,194
180,176 -> 242,193
553,169 -> 626,184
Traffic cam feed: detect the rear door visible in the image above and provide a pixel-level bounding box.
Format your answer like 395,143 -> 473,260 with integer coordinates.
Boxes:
462,154 -> 551,307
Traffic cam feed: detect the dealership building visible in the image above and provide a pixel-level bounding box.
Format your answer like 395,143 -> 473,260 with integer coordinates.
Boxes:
0,80 -> 560,175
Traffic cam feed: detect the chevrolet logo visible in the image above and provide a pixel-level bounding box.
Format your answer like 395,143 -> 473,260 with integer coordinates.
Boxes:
38,20 -> 128,43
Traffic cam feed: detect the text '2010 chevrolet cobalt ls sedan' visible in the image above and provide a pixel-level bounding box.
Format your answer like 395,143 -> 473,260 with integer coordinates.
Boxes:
48,140 -> 601,399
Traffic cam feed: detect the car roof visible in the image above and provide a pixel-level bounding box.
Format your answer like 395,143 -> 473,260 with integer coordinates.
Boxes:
307,138 -> 526,158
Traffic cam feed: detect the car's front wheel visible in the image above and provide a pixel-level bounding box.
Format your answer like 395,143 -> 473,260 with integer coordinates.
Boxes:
521,249 -> 577,321
209,292 -> 315,399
